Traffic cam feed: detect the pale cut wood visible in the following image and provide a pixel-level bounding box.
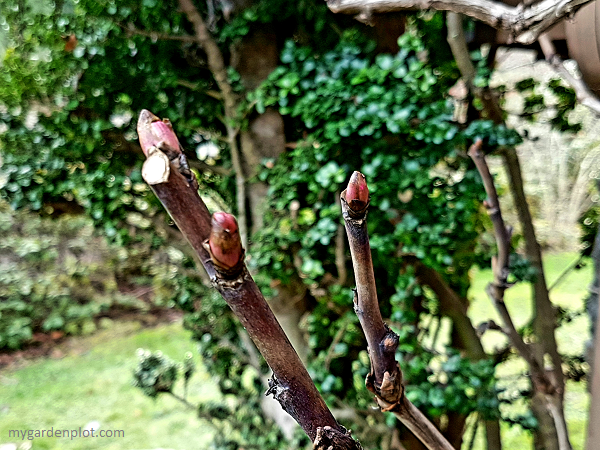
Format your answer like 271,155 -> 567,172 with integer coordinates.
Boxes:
327,0 -> 593,44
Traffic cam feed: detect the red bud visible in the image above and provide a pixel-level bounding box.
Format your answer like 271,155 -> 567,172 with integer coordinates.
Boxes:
137,109 -> 181,157
208,212 -> 243,270
345,171 -> 369,211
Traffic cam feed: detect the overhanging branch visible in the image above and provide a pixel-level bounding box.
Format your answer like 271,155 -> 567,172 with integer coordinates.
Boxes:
538,34 -> 600,116
327,0 -> 593,44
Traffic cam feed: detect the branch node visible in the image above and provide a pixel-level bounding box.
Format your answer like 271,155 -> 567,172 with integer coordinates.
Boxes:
380,326 -> 399,355
366,366 -> 403,407
266,376 -> 301,428
313,425 -> 363,450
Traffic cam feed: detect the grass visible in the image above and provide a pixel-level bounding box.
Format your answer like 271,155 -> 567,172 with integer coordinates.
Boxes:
0,320 -> 219,450
467,252 -> 592,450
0,252 -> 593,450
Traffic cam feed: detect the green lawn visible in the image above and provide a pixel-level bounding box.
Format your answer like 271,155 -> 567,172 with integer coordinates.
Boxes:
467,252 -> 592,450
0,321 -> 219,450
0,252 -> 593,450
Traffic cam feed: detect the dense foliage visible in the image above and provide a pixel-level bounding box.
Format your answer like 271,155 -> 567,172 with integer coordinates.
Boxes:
0,203 -> 130,349
246,30 -> 519,423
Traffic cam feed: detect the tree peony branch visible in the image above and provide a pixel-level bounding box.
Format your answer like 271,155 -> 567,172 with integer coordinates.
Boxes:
138,109 -> 362,449
341,171 -> 454,450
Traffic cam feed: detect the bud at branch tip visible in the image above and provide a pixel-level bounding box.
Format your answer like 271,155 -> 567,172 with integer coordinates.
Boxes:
208,212 -> 243,270
137,109 -> 181,157
345,171 -> 369,212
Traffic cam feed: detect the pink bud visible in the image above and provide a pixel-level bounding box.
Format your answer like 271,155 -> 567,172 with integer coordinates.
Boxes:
208,212 -> 243,270
345,171 -> 369,211
151,119 -> 180,153
137,109 -> 181,157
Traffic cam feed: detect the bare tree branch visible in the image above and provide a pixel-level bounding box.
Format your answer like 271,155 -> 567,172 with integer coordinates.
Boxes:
468,142 -> 544,373
187,158 -> 232,176
538,34 -> 600,116
468,141 -> 572,450
548,253 -> 585,292
178,0 -> 248,248
445,16 -> 568,427
118,22 -> 197,42
446,13 -> 504,122
327,0 -> 593,44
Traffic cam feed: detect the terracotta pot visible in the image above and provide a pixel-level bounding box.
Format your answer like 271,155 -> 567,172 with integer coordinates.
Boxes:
564,1 -> 600,91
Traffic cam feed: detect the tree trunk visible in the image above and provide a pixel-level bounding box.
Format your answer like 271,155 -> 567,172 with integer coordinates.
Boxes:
587,295 -> 600,450
411,260 -> 502,450
501,147 -> 569,450
585,182 -> 600,450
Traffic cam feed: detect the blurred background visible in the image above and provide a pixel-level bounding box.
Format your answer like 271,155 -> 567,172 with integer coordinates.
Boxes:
1,0 -> 599,449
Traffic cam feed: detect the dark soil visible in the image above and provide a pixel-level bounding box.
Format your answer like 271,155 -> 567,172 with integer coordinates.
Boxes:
0,307 -> 183,369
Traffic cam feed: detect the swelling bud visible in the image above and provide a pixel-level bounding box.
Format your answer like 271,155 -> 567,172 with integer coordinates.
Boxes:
137,109 -> 181,157
208,212 -> 243,270
345,171 -> 369,211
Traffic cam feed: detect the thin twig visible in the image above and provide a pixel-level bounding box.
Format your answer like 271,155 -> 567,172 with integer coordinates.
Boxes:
466,413 -> 479,450
187,159 -> 231,176
468,141 -> 555,394
118,22 -> 196,42
430,315 -> 443,352
324,316 -> 352,371
548,254 -> 585,292
169,391 -> 197,410
538,34 -> 600,117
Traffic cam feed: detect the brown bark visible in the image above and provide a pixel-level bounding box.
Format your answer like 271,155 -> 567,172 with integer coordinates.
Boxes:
215,266 -> 339,441
587,300 -> 600,450
141,142 -> 361,447
341,173 -> 454,450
